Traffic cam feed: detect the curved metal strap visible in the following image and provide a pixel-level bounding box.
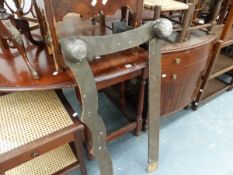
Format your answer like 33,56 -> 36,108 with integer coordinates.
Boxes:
62,59 -> 113,175
74,21 -> 153,60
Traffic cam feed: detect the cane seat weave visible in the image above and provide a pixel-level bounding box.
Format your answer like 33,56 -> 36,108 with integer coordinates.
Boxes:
0,90 -> 73,154
144,0 -> 189,11
6,144 -> 77,175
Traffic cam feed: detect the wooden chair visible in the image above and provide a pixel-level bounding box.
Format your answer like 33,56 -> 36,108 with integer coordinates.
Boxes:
0,90 -> 87,175
1,0 -> 43,45
188,0 -> 224,34
0,0 -> 41,80
218,0 -> 232,24
4,0 -> 40,31
34,0 -> 146,139
193,3 -> 233,109
143,0 -> 193,42
35,0 -> 144,73
143,0 -> 223,41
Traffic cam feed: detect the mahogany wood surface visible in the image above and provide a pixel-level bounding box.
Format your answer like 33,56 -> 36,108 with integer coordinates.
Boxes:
161,38 -> 215,116
124,35 -> 216,117
50,0 -> 142,22
0,34 -> 215,91
0,45 -> 148,91
192,3 -> 233,108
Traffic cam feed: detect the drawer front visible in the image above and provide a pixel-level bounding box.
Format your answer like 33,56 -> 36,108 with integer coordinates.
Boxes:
162,45 -> 211,70
162,50 -> 190,70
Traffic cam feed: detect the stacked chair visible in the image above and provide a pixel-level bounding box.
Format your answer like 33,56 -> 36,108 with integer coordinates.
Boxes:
189,0 -> 224,34
0,90 -> 87,175
0,0 -> 43,79
143,0 -> 192,42
143,0 -> 224,42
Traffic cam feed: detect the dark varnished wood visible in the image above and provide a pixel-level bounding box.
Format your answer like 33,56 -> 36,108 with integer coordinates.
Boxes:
1,34 -> 216,117
0,44 -> 74,91
193,3 -> 233,109
50,0 -> 142,23
0,33 -> 215,92
160,35 -> 216,116
0,90 -> 87,175
1,1 -> 146,143
35,0 -> 144,72
0,45 -> 148,91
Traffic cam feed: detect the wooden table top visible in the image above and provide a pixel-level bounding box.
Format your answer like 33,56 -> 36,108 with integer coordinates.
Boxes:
0,34 -> 216,92
0,11 -> 216,93
0,43 -> 75,92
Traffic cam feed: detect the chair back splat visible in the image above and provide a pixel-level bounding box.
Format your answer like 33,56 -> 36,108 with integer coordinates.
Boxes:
60,18 -> 173,174
35,0 -> 144,73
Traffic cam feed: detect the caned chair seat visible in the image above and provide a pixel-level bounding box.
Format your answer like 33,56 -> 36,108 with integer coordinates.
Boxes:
0,90 -> 73,154
5,144 -> 77,175
144,0 -> 189,11
0,90 -> 87,175
143,0 -> 192,42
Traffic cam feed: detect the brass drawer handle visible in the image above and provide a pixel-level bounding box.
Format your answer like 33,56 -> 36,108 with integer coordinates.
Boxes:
31,151 -> 40,158
175,58 -> 181,64
172,74 -> 177,80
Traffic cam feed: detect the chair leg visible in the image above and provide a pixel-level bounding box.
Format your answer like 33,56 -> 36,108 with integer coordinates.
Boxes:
120,82 -> 126,110
0,38 -> 11,57
192,41 -> 223,111
153,6 -> 161,20
84,125 -> 95,160
179,4 -> 193,42
13,39 -> 39,79
74,131 -> 88,175
121,6 -> 128,21
99,11 -> 106,33
208,0 -> 223,34
218,0 -> 231,24
135,69 -> 147,136
14,18 -> 44,46
142,82 -> 148,131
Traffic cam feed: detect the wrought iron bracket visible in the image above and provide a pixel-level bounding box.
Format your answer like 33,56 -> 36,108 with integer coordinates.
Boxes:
60,18 -> 172,175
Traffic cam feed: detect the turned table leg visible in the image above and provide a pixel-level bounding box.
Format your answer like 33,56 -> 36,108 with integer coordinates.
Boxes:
135,68 -> 147,136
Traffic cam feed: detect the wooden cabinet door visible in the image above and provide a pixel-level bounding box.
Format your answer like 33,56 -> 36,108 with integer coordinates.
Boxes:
161,42 -> 214,116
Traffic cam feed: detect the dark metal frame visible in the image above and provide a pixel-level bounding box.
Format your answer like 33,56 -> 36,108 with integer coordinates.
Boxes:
60,19 -> 172,174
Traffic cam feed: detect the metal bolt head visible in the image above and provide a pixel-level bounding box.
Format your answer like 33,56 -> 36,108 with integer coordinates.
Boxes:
61,38 -> 88,63
151,18 -> 173,39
